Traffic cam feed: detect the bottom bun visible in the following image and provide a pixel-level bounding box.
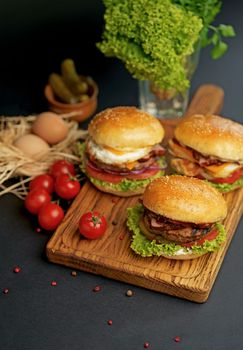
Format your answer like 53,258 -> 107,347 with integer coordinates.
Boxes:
91,181 -> 144,197
158,251 -> 208,260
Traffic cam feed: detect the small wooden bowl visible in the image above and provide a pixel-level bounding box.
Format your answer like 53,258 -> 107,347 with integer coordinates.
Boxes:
44,79 -> 98,122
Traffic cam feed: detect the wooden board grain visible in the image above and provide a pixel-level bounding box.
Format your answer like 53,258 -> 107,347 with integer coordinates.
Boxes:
46,84 -> 243,303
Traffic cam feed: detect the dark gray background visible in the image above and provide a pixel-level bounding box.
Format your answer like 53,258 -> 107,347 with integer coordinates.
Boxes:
0,1 -> 242,349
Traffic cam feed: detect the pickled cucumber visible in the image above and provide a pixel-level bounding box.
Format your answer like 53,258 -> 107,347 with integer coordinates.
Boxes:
61,59 -> 88,95
49,73 -> 79,104
79,94 -> 90,102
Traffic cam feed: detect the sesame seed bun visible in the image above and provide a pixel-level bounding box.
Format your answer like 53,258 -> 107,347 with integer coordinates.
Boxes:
174,114 -> 243,162
143,175 -> 227,224
88,106 -> 164,150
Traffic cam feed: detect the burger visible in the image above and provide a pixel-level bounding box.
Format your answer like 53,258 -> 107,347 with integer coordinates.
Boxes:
127,175 -> 227,259
79,106 -> 166,196
168,114 -> 243,192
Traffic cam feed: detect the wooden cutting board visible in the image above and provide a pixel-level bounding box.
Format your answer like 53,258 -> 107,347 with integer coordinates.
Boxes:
46,84 -> 243,303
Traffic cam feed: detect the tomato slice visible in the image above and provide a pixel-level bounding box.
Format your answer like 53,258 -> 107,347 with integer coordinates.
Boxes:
85,161 -> 160,184
211,168 -> 243,184
181,229 -> 218,248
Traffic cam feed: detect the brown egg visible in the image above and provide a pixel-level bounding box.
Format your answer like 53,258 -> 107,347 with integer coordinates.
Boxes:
14,134 -> 50,160
32,112 -> 68,145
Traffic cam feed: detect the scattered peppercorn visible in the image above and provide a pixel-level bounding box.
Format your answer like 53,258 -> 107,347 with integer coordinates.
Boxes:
144,342 -> 150,348
3,288 -> 9,294
174,336 -> 181,343
71,271 -> 77,277
126,289 -> 134,297
36,227 -> 42,233
107,319 -> 113,326
112,220 -> 118,226
13,266 -> 21,273
51,281 -> 57,286
93,285 -> 102,292
111,198 -> 118,203
119,235 -> 124,240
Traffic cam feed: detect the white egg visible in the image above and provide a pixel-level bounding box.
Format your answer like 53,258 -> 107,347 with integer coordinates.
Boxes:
87,138 -> 151,165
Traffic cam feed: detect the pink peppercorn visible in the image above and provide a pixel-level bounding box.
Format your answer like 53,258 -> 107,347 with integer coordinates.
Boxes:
93,285 -> 101,292
36,227 -> 42,233
3,288 -> 9,294
51,281 -> 57,286
174,336 -> 181,343
107,319 -> 113,326
13,266 -> 21,273
144,342 -> 150,348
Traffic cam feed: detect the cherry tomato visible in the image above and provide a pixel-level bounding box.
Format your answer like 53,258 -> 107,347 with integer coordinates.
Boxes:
79,211 -> 107,239
211,168 -> 243,184
38,203 -> 64,231
25,188 -> 51,215
29,174 -> 54,194
50,160 -> 76,178
55,174 -> 80,200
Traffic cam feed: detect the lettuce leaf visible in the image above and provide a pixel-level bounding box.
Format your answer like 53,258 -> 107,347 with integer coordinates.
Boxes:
208,176 -> 243,192
127,204 -> 226,258
78,142 -> 166,192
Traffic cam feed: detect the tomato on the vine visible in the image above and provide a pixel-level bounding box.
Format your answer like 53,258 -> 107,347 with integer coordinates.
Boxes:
55,174 -> 80,200
79,211 -> 107,239
38,202 -> 64,231
29,174 -> 54,194
50,160 -> 76,178
25,188 -> 51,214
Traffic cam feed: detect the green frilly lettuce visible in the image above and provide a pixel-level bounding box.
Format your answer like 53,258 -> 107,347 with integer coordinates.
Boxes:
208,176 -> 243,193
97,0 -> 203,92
127,204 -> 226,258
78,142 -> 166,192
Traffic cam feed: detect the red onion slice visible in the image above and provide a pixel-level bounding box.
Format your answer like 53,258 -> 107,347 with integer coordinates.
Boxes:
86,159 -> 166,176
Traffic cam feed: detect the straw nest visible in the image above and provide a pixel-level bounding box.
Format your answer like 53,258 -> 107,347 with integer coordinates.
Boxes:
0,112 -> 87,199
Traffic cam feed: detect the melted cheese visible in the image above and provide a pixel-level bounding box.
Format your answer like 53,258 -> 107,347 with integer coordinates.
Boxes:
125,161 -> 138,170
204,162 -> 242,178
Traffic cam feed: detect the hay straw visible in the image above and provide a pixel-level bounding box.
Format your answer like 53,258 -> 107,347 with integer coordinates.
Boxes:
0,112 -> 87,199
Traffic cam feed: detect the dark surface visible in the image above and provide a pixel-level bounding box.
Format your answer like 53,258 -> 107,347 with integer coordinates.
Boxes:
0,1 -> 243,349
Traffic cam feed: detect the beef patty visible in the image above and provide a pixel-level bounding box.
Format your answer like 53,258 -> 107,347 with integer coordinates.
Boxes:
142,209 -> 213,244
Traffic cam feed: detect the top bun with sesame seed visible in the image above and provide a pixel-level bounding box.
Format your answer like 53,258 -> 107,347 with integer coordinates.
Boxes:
174,114 -> 243,162
168,114 -> 243,193
88,106 -> 164,150
143,175 -> 227,223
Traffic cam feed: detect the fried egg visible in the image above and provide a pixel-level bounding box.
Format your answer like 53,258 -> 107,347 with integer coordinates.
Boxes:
87,138 -> 151,165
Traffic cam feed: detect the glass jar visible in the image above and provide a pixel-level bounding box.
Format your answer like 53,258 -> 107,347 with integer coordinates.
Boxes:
138,45 -> 201,119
